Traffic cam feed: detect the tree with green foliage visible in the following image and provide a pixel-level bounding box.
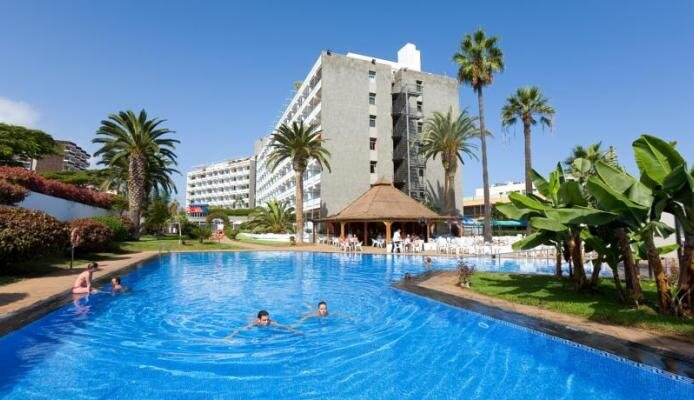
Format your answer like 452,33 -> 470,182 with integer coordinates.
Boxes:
40,168 -> 112,188
501,86 -> 555,201
563,142 -> 620,182
454,28 -> 504,242
420,108 -> 479,214
93,110 -> 179,238
0,123 -> 56,166
266,121 -> 331,243
144,196 -> 171,235
247,200 -> 295,234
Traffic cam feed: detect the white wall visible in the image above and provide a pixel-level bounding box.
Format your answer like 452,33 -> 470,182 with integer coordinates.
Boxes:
18,191 -> 113,221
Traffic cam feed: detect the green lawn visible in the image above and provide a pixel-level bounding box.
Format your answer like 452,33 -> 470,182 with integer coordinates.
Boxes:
1,235 -> 240,286
469,272 -> 694,338
235,233 -> 291,247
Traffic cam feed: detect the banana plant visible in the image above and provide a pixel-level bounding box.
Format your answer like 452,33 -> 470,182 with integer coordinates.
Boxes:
586,159 -> 677,310
632,134 -> 693,313
497,163 -> 617,289
582,228 -> 625,302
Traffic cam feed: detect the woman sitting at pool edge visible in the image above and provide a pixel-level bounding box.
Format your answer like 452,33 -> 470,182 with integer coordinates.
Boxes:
72,262 -> 99,294
227,310 -> 300,339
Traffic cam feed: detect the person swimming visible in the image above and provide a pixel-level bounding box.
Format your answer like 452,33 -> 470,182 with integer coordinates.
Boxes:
111,277 -> 124,293
424,257 -> 432,269
227,310 -> 300,339
72,262 -> 99,294
295,301 -> 330,326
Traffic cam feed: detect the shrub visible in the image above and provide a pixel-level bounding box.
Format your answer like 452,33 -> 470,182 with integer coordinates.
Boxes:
458,260 -> 475,288
0,180 -> 28,205
92,215 -> 134,241
0,166 -> 113,208
69,218 -> 114,252
0,206 -> 69,267
189,225 -> 212,243
224,226 -> 239,240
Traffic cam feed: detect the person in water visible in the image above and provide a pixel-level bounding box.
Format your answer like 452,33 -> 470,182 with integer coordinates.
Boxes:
72,262 -> 99,294
111,277 -> 124,293
227,310 -> 300,339
295,301 -> 330,326
424,257 -> 432,269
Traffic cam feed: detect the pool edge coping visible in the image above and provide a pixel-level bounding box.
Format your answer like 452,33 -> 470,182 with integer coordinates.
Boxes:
393,270 -> 694,381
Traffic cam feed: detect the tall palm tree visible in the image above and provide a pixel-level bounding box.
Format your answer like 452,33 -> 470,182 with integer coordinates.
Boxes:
501,86 -> 555,199
248,200 -> 296,234
420,108 -> 479,214
266,121 -> 331,244
93,110 -> 179,239
454,28 -> 504,242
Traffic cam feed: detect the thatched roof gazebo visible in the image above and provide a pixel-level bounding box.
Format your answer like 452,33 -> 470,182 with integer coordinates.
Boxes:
314,180 -> 458,245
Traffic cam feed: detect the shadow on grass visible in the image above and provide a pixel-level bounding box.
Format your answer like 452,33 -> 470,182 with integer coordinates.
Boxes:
0,292 -> 28,307
470,273 -> 694,338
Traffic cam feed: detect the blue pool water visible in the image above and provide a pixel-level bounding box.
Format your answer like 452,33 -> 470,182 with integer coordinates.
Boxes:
0,252 -> 691,399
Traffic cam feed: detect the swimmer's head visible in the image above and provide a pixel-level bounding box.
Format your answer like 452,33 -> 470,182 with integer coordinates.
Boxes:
317,301 -> 328,316
257,310 -> 270,325
111,277 -> 121,286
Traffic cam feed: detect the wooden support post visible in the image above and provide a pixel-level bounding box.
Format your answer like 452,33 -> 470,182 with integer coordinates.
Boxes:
426,222 -> 431,242
340,222 -> 345,240
363,221 -> 368,245
459,222 -> 463,238
384,221 -> 392,245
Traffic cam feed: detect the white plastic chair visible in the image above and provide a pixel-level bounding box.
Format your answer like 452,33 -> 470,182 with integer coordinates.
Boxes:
355,241 -> 363,252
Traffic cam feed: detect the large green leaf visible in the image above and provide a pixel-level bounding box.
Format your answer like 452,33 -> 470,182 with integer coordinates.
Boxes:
529,217 -> 568,232
626,181 -> 653,208
530,169 -> 550,198
558,180 -> 587,206
586,176 -> 648,224
662,164 -> 688,191
547,171 -> 560,203
657,243 -> 679,255
495,202 -> 536,220
594,160 -> 635,193
508,192 -> 552,212
544,206 -> 617,226
512,231 -> 552,250
572,158 -> 592,175
633,135 -> 685,187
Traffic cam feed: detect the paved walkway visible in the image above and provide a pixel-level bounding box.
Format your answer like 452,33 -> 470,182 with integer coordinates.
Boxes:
0,252 -> 157,318
407,270 -> 694,359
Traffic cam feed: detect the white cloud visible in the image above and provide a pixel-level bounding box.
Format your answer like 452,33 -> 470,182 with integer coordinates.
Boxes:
0,97 -> 40,127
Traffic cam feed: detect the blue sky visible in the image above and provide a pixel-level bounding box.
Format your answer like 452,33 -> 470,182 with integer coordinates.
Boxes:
1,0 -> 692,203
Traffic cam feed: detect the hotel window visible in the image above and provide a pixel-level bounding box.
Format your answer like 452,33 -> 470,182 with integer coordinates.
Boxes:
369,92 -> 376,105
417,122 -> 423,133
370,161 -> 377,174
369,115 -> 376,127
416,80 -> 423,91
369,138 -> 377,150
416,101 -> 423,112
368,70 -> 376,81
419,168 -> 424,178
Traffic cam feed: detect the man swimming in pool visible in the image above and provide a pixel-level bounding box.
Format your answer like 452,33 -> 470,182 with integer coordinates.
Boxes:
111,277 -> 125,293
227,310 -> 300,339
72,262 -> 99,294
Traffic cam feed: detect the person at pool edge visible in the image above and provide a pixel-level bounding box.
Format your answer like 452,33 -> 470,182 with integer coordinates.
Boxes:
227,310 -> 300,339
72,262 -> 99,294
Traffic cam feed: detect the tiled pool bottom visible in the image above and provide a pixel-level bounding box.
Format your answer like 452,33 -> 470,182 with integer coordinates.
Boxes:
0,252 -> 691,399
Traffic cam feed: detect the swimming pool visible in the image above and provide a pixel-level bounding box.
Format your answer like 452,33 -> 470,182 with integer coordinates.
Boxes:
0,252 -> 691,399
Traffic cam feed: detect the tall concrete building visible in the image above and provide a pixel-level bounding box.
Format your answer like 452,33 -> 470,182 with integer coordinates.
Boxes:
254,44 -> 461,221
186,157 -> 256,209
33,140 -> 90,172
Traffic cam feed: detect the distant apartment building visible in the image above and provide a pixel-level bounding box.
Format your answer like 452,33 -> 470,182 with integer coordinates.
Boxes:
463,181 -> 537,219
186,157 -> 256,209
253,43 -> 461,221
33,140 -> 90,172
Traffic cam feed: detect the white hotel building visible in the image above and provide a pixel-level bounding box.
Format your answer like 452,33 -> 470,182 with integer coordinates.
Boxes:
186,157 -> 256,209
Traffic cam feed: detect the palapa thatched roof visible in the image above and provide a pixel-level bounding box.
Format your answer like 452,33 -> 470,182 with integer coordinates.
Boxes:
319,179 -> 454,222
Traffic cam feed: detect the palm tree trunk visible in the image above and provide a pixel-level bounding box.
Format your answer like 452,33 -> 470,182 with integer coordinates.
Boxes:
676,234 -> 694,310
590,258 -> 602,287
555,245 -> 563,277
523,121 -> 532,234
615,227 -> 643,304
476,87 -> 492,243
568,232 -> 588,289
294,168 -> 304,244
128,153 -> 146,239
442,162 -> 450,214
644,234 -> 672,313
608,262 -> 626,303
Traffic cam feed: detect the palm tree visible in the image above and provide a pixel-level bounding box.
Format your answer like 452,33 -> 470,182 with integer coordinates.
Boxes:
93,110 -> 179,239
266,121 -> 331,244
501,86 -> 555,199
454,28 -> 504,242
420,108 -> 479,214
564,142 -> 620,181
248,200 -> 296,233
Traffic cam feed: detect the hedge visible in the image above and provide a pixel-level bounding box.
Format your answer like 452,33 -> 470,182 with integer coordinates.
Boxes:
69,218 -> 114,252
0,206 -> 69,267
0,180 -> 28,205
92,215 -> 135,241
0,166 -> 113,209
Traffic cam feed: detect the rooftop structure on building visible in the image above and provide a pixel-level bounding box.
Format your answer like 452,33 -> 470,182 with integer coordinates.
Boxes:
34,140 -> 90,172
186,157 -> 256,209
254,43 -> 461,224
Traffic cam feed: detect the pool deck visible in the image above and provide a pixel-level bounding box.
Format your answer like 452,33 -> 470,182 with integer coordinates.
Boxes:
394,270 -> 694,379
